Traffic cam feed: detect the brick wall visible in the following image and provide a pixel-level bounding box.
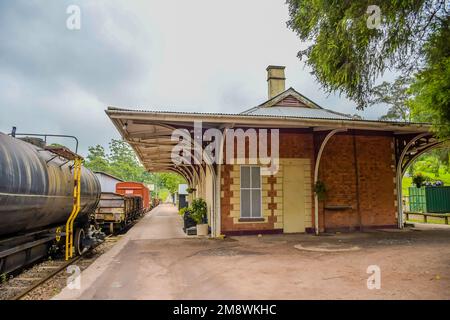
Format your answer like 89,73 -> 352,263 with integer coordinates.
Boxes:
220,130 -> 314,234
221,164 -> 280,234
355,135 -> 397,227
220,130 -> 398,234
318,133 -> 397,231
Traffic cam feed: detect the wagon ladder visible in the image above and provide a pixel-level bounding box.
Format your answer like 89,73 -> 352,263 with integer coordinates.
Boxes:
65,157 -> 82,260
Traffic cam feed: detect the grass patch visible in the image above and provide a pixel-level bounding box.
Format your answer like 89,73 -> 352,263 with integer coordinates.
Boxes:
406,218 -> 448,225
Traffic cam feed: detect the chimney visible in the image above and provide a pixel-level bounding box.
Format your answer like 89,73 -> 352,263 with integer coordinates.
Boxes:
267,65 -> 286,99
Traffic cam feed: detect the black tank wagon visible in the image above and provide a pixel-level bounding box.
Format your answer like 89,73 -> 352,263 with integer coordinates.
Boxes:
0,132 -> 103,274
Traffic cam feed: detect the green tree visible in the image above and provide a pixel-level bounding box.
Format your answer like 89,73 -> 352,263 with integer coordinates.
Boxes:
84,145 -> 110,173
158,172 -> 186,194
370,76 -> 412,122
431,147 -> 450,173
108,139 -> 143,181
287,0 -> 449,136
436,149 -> 449,168
84,139 -> 186,196
408,20 -> 450,138
415,156 -> 441,177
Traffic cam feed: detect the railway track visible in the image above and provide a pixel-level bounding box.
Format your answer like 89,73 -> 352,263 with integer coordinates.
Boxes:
0,211 -> 146,300
0,234 -> 121,300
11,255 -> 82,300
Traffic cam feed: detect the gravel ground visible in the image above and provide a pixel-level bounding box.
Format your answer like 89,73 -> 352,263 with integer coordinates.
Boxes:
55,205 -> 450,300
0,235 -> 122,300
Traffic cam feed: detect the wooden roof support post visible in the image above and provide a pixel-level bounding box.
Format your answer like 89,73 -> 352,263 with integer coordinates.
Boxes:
212,125 -> 230,238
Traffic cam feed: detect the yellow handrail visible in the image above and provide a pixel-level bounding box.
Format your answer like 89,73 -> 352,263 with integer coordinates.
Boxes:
65,157 -> 82,260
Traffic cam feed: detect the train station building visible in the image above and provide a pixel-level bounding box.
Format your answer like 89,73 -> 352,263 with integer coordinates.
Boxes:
106,66 -> 442,237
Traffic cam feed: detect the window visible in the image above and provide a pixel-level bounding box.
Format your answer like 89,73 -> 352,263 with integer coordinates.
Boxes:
240,166 -> 262,218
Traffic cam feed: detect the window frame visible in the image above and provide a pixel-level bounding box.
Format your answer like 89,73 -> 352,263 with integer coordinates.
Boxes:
239,165 -> 262,219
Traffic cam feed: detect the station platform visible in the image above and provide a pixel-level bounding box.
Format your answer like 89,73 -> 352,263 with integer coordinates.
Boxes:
54,204 -> 450,300
54,203 -> 191,299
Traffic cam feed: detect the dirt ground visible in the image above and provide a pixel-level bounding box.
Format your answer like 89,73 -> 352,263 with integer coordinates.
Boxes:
55,204 -> 450,300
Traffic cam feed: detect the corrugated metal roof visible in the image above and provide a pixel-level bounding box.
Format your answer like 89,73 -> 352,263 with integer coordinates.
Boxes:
108,106 -> 430,125
241,106 -> 352,120
94,171 -> 124,182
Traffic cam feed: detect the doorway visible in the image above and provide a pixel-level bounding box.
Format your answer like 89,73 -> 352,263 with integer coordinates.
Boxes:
283,159 -> 306,233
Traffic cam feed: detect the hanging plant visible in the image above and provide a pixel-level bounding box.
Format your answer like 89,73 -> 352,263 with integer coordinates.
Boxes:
314,181 -> 327,201
412,173 -> 426,188
186,187 -> 196,194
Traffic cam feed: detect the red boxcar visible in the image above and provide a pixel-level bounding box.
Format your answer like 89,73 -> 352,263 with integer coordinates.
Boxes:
115,182 -> 151,211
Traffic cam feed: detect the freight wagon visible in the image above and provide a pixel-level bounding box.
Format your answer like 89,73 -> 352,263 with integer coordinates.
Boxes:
0,130 -> 152,275
94,192 -> 144,234
115,182 -> 151,212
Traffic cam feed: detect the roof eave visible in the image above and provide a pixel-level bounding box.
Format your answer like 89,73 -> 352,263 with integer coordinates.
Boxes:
106,108 -> 432,133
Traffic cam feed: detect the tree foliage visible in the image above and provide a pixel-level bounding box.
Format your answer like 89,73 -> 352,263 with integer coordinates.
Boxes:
369,76 -> 412,122
287,0 -> 449,137
408,19 -> 450,138
108,139 -> 144,182
84,139 -> 185,197
157,172 -> 186,194
407,148 -> 450,178
85,145 -> 109,173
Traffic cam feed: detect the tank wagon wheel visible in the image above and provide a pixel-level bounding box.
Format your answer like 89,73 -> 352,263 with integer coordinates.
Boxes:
74,228 -> 87,256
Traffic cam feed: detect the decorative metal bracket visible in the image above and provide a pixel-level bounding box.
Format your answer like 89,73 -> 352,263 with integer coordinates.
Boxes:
395,133 -> 445,175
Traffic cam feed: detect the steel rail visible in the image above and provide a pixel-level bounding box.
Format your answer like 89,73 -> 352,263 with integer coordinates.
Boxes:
12,255 -> 82,300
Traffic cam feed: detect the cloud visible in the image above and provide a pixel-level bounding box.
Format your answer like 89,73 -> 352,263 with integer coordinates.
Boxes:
0,0 -> 389,156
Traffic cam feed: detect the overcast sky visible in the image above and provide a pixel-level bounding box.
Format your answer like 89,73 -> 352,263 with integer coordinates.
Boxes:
0,0 -> 390,156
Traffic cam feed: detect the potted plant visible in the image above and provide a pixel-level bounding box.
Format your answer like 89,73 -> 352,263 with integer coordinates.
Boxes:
191,198 -> 208,236
412,173 -> 426,188
179,207 -> 196,232
178,207 -> 189,216
314,180 -> 327,201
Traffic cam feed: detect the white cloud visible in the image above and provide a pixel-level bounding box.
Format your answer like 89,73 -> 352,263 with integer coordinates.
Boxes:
0,0 -> 390,156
